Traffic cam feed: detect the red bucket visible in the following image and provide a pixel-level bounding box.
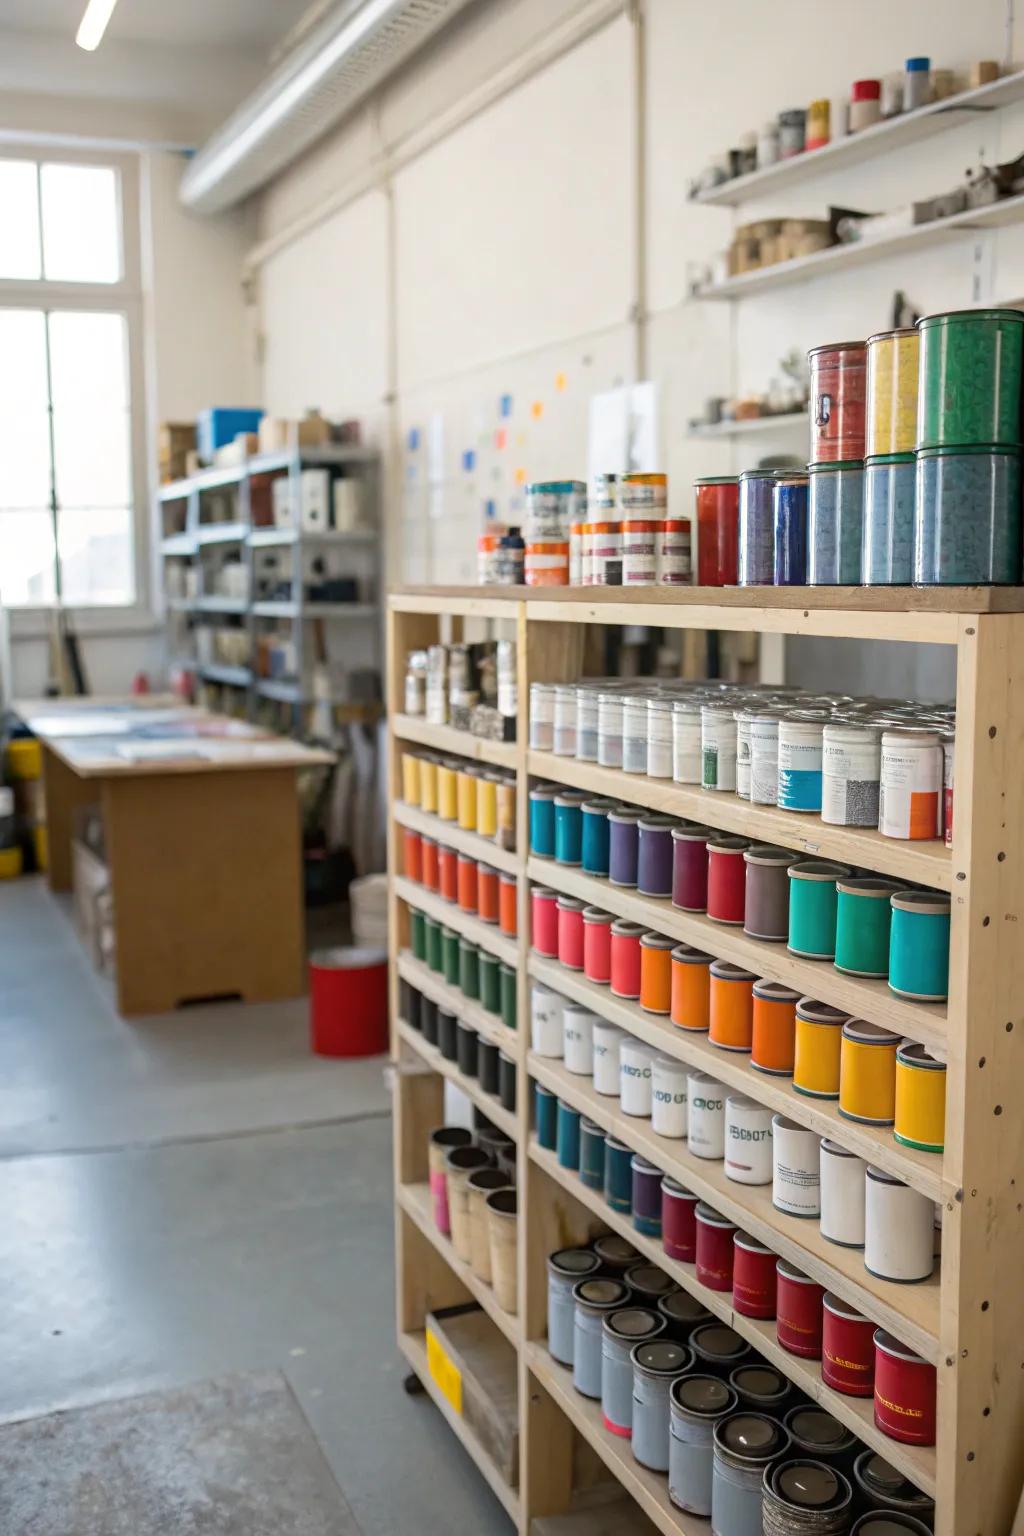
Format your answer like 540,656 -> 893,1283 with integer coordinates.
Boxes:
310,947 -> 388,1057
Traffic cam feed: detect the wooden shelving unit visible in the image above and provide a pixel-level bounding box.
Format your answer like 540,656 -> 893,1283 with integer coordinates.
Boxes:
387,585 -> 1024,1536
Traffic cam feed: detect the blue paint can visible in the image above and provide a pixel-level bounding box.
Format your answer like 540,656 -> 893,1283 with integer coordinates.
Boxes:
579,1117 -> 607,1189
557,1098 -> 582,1169
914,446 -> 1022,585
581,797 -> 617,877
737,469 -> 779,586
862,454 -> 915,584
889,890 -> 950,1001
554,790 -> 587,865
808,461 -> 864,584
535,1082 -> 558,1149
605,1135 -> 634,1213
773,475 -> 809,584
529,783 -> 557,857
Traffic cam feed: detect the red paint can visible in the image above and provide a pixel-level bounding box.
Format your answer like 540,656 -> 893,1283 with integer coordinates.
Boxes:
775,1259 -> 824,1359
671,824 -> 710,912
694,1202 -> 737,1291
477,863 -> 499,924
661,1175 -> 699,1262
402,828 -> 423,883
610,919 -> 644,1000
810,341 -> 867,463
438,844 -> 458,903
499,872 -> 518,936
822,1293 -> 875,1398
421,836 -> 440,892
706,835 -> 748,924
457,853 -> 478,913
531,886 -> 559,957
309,946 -> 388,1057
557,895 -> 586,969
583,906 -> 613,984
873,1330 -> 936,1446
732,1232 -> 777,1319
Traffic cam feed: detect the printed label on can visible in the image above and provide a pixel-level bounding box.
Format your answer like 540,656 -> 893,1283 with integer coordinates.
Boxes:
822,734 -> 880,827
749,718 -> 779,805
879,742 -> 942,839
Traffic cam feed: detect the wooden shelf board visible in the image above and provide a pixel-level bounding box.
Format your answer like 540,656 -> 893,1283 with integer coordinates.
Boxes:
393,714 -> 519,769
398,1329 -> 520,1523
528,1053 -> 940,1362
394,877 -> 520,968
398,1181 -> 520,1346
394,799 -> 520,875
397,1020 -> 519,1140
525,858 -> 946,1055
527,954 -> 942,1201
528,750 -> 952,892
530,1142 -> 936,1496
396,951 -> 519,1055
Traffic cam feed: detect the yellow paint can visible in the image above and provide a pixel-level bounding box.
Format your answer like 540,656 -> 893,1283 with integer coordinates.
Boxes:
418,753 -> 438,814
866,327 -> 920,456
456,766 -> 479,831
476,772 -> 499,839
839,1019 -> 900,1125
894,1041 -> 946,1152
793,999 -> 847,1100
436,757 -> 459,821
400,750 -> 421,806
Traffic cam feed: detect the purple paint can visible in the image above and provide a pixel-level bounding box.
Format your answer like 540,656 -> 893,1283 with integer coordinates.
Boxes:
609,806 -> 643,887
637,815 -> 676,898
672,823 -> 711,912
631,1154 -> 665,1237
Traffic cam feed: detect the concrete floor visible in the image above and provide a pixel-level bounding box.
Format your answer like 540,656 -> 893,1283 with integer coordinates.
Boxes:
0,879 -> 509,1536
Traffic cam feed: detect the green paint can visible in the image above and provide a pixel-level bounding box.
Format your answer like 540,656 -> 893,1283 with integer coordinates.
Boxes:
425,914 -> 443,973
917,308 -> 1024,450
442,926 -> 460,986
409,907 -> 426,963
459,938 -> 480,1000
479,950 -> 501,1014
499,962 -> 517,1030
787,859 -> 850,960
834,877 -> 901,978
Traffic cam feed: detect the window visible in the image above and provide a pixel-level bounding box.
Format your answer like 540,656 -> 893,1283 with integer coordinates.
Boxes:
0,150 -> 146,613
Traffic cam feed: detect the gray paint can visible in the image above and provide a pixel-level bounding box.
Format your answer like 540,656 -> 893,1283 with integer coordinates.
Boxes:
546,1248 -> 600,1366
712,1413 -> 791,1536
631,1339 -> 692,1471
572,1278 -> 630,1399
669,1374 -> 738,1517
601,1307 -> 664,1435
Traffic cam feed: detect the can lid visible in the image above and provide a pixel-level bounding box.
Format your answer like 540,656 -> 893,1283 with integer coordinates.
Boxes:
867,327 -> 919,344
820,1137 -> 859,1159
555,895 -> 586,912
918,307 -> 1024,328
671,821 -> 711,841
789,859 -> 851,882
659,1289 -> 709,1323
693,474 -> 739,486
730,1364 -> 786,1398
773,1460 -> 846,1510
639,931 -> 675,954
529,784 -> 558,801
638,813 -> 676,831
607,805 -> 644,824
553,789 -> 588,807
661,1174 -> 699,1200
624,1263 -> 678,1297
707,833 -> 749,855
744,843 -> 796,867
776,1257 -> 818,1286
905,55 -> 930,70
631,1339 -> 691,1376
311,945 -> 387,970
610,918 -> 646,937
808,339 -> 867,359
786,1406 -> 852,1449
692,1323 -> 746,1358
836,876 -> 900,898
715,1412 -> 787,1462
629,1153 -> 662,1175
694,1202 -> 736,1229
890,889 -> 951,916
851,77 -> 881,98
796,998 -> 848,1025
582,797 -> 619,813
865,1164 -> 909,1188
752,978 -> 802,1003
841,1019 -> 902,1047
671,943 -> 714,966
739,466 -> 786,480
873,1329 -> 926,1366
734,1230 -> 772,1254
582,905 -> 614,924
689,1070 -> 725,1090
548,1247 -> 601,1279
896,1040 -> 947,1070
920,442 -> 1022,459
604,1306 -> 662,1340
592,1234 -> 639,1264
573,1277 -> 630,1310
710,959 -> 758,982
865,452 -> 916,466
823,1291 -> 867,1323
672,1374 -> 734,1417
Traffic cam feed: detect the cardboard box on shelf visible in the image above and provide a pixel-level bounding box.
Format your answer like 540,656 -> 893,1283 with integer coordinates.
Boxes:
258,411 -> 333,454
214,432 -> 260,468
159,422 -> 196,483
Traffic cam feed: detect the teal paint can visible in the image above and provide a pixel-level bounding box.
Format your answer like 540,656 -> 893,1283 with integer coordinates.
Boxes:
557,1099 -> 582,1169
581,797 -> 617,876
535,1083 -> 558,1149
605,1135 -> 634,1213
554,790 -> 588,865
834,878 -> 902,978
529,783 -> 557,857
889,890 -> 951,1001
579,1117 -> 607,1190
787,860 -> 850,960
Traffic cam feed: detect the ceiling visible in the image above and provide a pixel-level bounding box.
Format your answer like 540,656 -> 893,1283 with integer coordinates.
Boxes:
0,0 -> 314,52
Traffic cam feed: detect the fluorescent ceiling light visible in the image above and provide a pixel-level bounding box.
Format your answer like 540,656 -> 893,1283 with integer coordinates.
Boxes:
76,0 -> 120,51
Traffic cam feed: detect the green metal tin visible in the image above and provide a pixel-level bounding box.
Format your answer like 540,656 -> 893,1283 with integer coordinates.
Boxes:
917,308 -> 1024,450
834,878 -> 901,978
425,914 -> 443,974
499,962 -> 517,1031
409,908 -> 427,963
442,926 -> 460,986
479,950 -> 501,1014
459,938 -> 480,1000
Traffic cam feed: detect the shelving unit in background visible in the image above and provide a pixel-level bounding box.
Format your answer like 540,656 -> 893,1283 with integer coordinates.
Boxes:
387,584 -> 1024,1536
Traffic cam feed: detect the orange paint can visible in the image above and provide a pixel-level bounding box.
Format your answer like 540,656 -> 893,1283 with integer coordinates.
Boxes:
670,943 -> 712,1032
402,827 -> 423,884
708,961 -> 756,1052
499,872 -> 518,937
457,853 -> 478,914
421,836 -> 440,892
438,845 -> 458,903
477,863 -> 500,924
639,932 -> 675,1016
750,979 -> 800,1077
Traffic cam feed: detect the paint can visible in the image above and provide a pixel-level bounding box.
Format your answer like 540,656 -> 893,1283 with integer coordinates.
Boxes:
788,861 -> 848,960
894,1042 -> 946,1152
691,1322 -> 750,1378
637,815 -> 676,898
872,1331 -> 936,1446
535,1082 -> 558,1148
772,1115 -> 821,1217
446,1145 -> 493,1259
623,522 -> 659,586
437,1005 -> 459,1060
706,834 -> 749,923
822,1293 -> 875,1398
477,863 -> 500,925
729,1365 -> 789,1414
531,886 -> 559,957
662,1175 -> 699,1261
640,931 -> 675,1014
467,1167 -> 511,1281
694,1205 -> 738,1292
591,522 -> 624,586
531,983 -> 563,1057
784,1406 -> 857,1467
648,697 -> 675,778
499,961 -> 517,1029
672,823 -> 711,911
839,1020 -> 900,1125
751,980 -> 799,1076
694,475 -> 740,586
602,1306 -> 667,1434
673,701 -> 703,784
525,539 -> 569,586
625,1262 -> 677,1307
743,845 -> 795,942
793,999 -> 847,1098
530,683 -> 556,750
888,890 -> 950,1001
400,979 -> 420,1032
605,1136 -> 634,1211
834,878 -> 899,977
725,1096 -> 773,1184
879,730 -> 942,840
547,1247 -> 602,1364
592,1231 -> 639,1274
498,1051 -> 516,1111
669,1375 -> 738,1517
581,797 -> 616,876
866,327 -> 919,457
776,1259 -> 824,1358
409,907 -> 427,963
750,711 -> 782,805
554,789 -> 587,865
420,994 -> 439,1045
852,1448 -> 935,1523
822,722 -> 882,828
553,684 -> 578,757
424,914 -> 443,973
778,713 -> 826,813
862,454 -> 915,584
583,905 -> 614,984
633,1340 -> 694,1472
597,691 -> 624,768
808,461 -> 865,584
632,1154 -> 665,1236
402,827 -> 423,883
476,772 -> 499,838
610,919 -> 645,999
941,730 -> 954,848
421,836 -> 440,893
579,1117 -> 606,1189
436,758 -> 459,821
419,754 -> 439,814
621,1037 -> 658,1116
576,686 -> 600,761
761,1459 -> 854,1534
819,1138 -> 866,1248
478,1038 -> 499,1093
499,873 -> 517,937
496,775 -> 516,851
457,855 -> 478,914
652,1055 -> 689,1138
687,1071 -> 726,1159
457,766 -> 479,831
810,340 -> 867,463
670,943 -> 713,1032
455,1018 -> 478,1077
593,1020 -> 626,1095
572,1278 -> 631,1398
712,1413 -> 792,1536
556,1100 -> 582,1170
562,1000 -> 596,1075
773,474 -> 809,584
737,468 -> 779,586
438,845 -> 458,904
701,706 -> 738,792
864,1167 -> 934,1282
658,519 -> 692,586
732,1232 -> 777,1317
622,692 -> 651,775
428,1126 -> 473,1233
917,307 -> 1024,450
608,805 -> 643,886
708,962 -> 756,1051
401,750 -> 421,806
556,894 -> 586,969
735,709 -> 754,800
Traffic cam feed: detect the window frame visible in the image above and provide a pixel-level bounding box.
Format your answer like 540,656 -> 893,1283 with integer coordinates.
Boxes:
0,144 -> 153,637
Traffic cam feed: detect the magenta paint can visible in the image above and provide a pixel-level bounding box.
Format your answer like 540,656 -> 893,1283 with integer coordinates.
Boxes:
672,823 -> 711,912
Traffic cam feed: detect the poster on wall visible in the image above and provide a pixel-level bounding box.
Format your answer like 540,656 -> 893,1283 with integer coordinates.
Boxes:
587,381 -> 659,484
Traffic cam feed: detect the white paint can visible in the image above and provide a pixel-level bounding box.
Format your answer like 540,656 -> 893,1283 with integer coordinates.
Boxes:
878,729 -> 943,840
819,1137 -> 866,1248
686,1071 -> 725,1160
701,705 -> 737,792
651,1055 -> 688,1138
647,698 -> 674,779
597,691 -> 624,769
821,722 -> 882,828
620,1038 -> 658,1116
593,1020 -> 626,1095
724,1095 -> 773,1185
771,1115 -> 821,1217
531,983 -> 563,1057
562,1001 -> 597,1076
672,703 -> 702,785
735,711 -> 753,801
622,693 -> 651,775
749,712 -> 780,806
864,1165 -> 934,1282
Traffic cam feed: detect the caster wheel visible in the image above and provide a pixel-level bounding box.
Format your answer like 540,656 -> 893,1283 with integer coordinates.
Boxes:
403,1371 -> 426,1396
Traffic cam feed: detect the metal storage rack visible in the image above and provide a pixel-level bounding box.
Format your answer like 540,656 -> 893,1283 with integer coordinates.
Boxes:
387,583 -> 1024,1536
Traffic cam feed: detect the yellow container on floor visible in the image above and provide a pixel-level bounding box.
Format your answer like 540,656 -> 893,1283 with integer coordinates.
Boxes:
6,739 -> 42,780
401,751 -> 421,806
0,846 -> 23,880
419,754 -> 438,814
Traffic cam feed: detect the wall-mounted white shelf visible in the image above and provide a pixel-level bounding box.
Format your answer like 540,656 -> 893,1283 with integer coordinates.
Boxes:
195,522 -> 248,546
689,410 -> 808,439
251,600 -> 378,620
248,526 -> 376,549
198,664 -> 251,688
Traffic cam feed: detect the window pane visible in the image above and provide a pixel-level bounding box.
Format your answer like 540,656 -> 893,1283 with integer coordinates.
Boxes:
49,312 -> 131,506
40,164 -> 120,283
49,310 -> 127,407
0,510 -> 55,605
0,309 -> 48,406
58,507 -> 133,604
0,161 -> 41,279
